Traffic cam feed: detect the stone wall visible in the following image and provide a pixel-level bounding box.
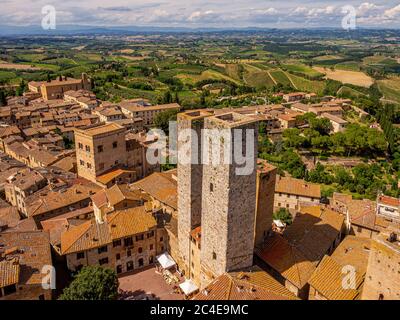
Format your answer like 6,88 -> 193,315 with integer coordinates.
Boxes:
362,237 -> 400,300
177,112 -> 209,275
255,167 -> 277,247
200,114 -> 258,287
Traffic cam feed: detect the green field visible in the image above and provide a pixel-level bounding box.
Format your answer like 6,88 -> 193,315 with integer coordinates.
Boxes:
176,69 -> 241,86
378,77 -> 400,104
243,70 -> 275,89
283,63 -> 323,78
286,73 -> 326,95
337,85 -> 367,98
0,70 -> 17,82
335,61 -> 361,71
269,70 -> 293,86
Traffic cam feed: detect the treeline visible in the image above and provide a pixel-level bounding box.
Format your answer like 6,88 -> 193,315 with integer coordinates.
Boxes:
305,162 -> 398,199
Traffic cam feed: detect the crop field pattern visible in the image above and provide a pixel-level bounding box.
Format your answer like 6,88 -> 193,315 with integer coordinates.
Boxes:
0,30 -> 399,108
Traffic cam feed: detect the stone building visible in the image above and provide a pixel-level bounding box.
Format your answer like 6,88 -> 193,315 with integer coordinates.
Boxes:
308,236 -> 371,300
376,194 -> 400,222
26,183 -> 101,227
61,206 -> 160,275
274,176 -> 321,211
36,74 -> 91,101
193,266 -> 298,300
120,102 -> 181,126
5,168 -> 47,215
132,170 -> 177,256
362,229 -> 400,300
256,206 -> 345,299
75,123 -> 158,186
330,193 -> 378,238
0,231 -> 53,300
200,112 -> 258,287
177,110 -> 212,276
255,160 -> 277,247
75,123 -> 128,183
91,184 -> 144,220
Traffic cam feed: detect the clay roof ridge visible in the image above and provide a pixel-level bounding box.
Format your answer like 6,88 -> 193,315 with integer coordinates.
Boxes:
226,275 -> 234,300
61,220 -> 92,254
290,244 -> 303,288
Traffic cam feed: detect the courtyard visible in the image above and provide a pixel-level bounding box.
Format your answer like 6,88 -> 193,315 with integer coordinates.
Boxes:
118,266 -> 185,300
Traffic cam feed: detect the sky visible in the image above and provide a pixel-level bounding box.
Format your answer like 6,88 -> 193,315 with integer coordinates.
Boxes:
1,0 -> 400,29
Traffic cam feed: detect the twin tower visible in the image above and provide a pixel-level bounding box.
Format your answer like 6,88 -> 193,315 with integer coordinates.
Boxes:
177,110 -> 259,288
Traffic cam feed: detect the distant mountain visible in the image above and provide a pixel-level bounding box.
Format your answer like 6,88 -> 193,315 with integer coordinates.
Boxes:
0,24 -> 399,37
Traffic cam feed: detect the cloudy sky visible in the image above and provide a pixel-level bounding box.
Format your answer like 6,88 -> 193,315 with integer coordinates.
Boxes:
1,0 -> 400,28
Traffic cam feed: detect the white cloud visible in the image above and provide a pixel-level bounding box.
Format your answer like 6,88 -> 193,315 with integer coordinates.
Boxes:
1,0 -> 400,28
384,4 -> 400,19
307,6 -> 336,17
255,8 -> 278,15
187,10 -> 216,21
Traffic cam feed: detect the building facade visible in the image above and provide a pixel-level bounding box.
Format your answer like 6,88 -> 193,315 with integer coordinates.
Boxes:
177,110 -> 212,276
200,113 -> 258,287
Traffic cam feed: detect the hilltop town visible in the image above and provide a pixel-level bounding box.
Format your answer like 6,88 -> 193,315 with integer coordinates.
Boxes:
0,66 -> 398,301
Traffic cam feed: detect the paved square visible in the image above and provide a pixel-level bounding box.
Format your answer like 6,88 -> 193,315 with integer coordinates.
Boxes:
118,266 -> 184,300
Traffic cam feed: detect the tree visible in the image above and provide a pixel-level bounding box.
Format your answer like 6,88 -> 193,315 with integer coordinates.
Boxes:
15,80 -> 27,96
162,90 -> 173,104
283,128 -> 307,148
59,266 -> 119,300
174,91 -> 180,104
153,109 -> 179,134
273,208 -> 293,225
0,90 -> 7,106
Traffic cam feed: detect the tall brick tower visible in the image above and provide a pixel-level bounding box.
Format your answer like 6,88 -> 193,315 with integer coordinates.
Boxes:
200,112 -> 259,287
177,110 -> 212,275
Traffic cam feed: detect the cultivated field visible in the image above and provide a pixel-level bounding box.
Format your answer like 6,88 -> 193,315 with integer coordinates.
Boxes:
0,63 -> 41,70
314,67 -> 374,87
377,77 -> 400,104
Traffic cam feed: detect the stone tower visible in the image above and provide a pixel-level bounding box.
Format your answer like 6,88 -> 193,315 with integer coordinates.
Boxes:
254,159 -> 277,247
177,110 -> 212,274
200,112 -> 259,287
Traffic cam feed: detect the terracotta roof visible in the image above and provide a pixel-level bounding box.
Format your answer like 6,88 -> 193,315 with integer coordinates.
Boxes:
190,226 -> 201,243
120,103 -> 181,113
0,206 -> 21,229
0,258 -> 20,288
41,78 -> 82,87
7,168 -> 46,191
321,113 -> 348,124
52,156 -> 76,172
275,176 -> 321,199
106,184 -> 143,207
378,195 -> 400,207
257,159 -> 277,173
278,113 -> 302,122
256,208 -> 344,289
0,126 -> 21,139
194,266 -> 298,300
284,92 -> 306,97
256,233 -> 316,289
132,170 -> 177,209
0,231 -> 52,286
308,236 -> 371,300
26,183 -> 101,217
61,206 -> 156,254
332,193 -> 376,230
75,123 -> 125,137
96,168 -> 135,185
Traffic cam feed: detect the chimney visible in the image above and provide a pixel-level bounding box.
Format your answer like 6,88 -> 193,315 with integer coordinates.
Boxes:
388,232 -> 398,243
